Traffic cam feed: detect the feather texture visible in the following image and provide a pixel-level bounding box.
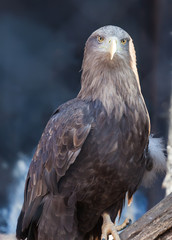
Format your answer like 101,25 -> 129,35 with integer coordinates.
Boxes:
142,136 -> 166,187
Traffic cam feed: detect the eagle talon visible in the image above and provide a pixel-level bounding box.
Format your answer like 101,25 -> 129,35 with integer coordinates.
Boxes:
101,213 -> 131,239
116,218 -> 132,232
101,213 -> 121,240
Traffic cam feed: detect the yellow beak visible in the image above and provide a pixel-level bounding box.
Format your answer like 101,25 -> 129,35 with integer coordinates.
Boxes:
109,39 -> 117,60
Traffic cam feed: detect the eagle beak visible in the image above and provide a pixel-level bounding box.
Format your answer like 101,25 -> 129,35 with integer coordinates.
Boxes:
109,39 -> 117,60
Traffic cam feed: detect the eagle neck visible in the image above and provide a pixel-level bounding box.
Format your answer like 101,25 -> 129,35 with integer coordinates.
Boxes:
78,61 -> 142,115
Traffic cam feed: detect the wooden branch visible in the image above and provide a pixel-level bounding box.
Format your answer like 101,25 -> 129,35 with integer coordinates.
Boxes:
1,193 -> 172,240
120,193 -> 172,240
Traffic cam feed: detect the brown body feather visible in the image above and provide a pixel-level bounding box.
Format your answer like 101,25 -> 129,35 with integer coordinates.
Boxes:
16,26 -> 150,240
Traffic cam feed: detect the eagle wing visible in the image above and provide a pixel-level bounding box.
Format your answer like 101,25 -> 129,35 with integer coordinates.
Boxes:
18,99 -> 92,237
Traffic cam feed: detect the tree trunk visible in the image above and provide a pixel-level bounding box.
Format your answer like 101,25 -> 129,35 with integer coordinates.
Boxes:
120,193 -> 172,240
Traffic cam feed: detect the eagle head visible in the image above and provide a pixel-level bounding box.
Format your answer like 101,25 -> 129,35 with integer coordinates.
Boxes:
83,25 -> 137,69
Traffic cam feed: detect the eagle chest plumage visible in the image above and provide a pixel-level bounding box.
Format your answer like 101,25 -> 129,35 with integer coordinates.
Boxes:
58,87 -> 150,235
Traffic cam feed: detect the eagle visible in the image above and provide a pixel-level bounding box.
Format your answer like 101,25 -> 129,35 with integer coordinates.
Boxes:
16,25 -> 166,240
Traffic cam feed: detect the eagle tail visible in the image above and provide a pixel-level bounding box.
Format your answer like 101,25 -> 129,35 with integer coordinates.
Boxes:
37,194 -> 79,240
16,197 -> 43,240
16,210 -> 27,240
142,135 -> 166,187
16,193 -> 79,240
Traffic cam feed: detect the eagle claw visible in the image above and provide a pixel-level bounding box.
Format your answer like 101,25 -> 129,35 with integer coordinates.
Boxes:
101,213 -> 131,240
101,213 -> 120,240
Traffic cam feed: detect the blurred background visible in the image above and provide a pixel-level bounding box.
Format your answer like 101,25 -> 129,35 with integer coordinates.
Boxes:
0,0 -> 171,234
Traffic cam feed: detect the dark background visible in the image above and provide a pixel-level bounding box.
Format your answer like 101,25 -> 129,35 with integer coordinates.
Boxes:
0,0 -> 171,233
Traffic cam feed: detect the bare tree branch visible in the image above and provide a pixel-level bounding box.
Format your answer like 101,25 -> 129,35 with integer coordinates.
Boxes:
120,193 -> 172,240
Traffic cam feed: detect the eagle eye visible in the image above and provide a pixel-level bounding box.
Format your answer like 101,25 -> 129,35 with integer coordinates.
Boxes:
121,38 -> 127,45
97,36 -> 105,43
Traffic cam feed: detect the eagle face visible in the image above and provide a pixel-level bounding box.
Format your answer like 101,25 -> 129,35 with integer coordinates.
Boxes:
85,25 -> 133,63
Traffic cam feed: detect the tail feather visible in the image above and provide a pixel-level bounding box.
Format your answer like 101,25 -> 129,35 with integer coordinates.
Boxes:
16,201 -> 43,240
37,194 -> 79,240
16,211 -> 27,240
16,193 -> 78,240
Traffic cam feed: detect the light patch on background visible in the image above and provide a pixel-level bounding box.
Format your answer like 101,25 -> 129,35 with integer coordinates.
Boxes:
8,155 -> 29,233
0,208 -> 9,233
0,154 -> 30,233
